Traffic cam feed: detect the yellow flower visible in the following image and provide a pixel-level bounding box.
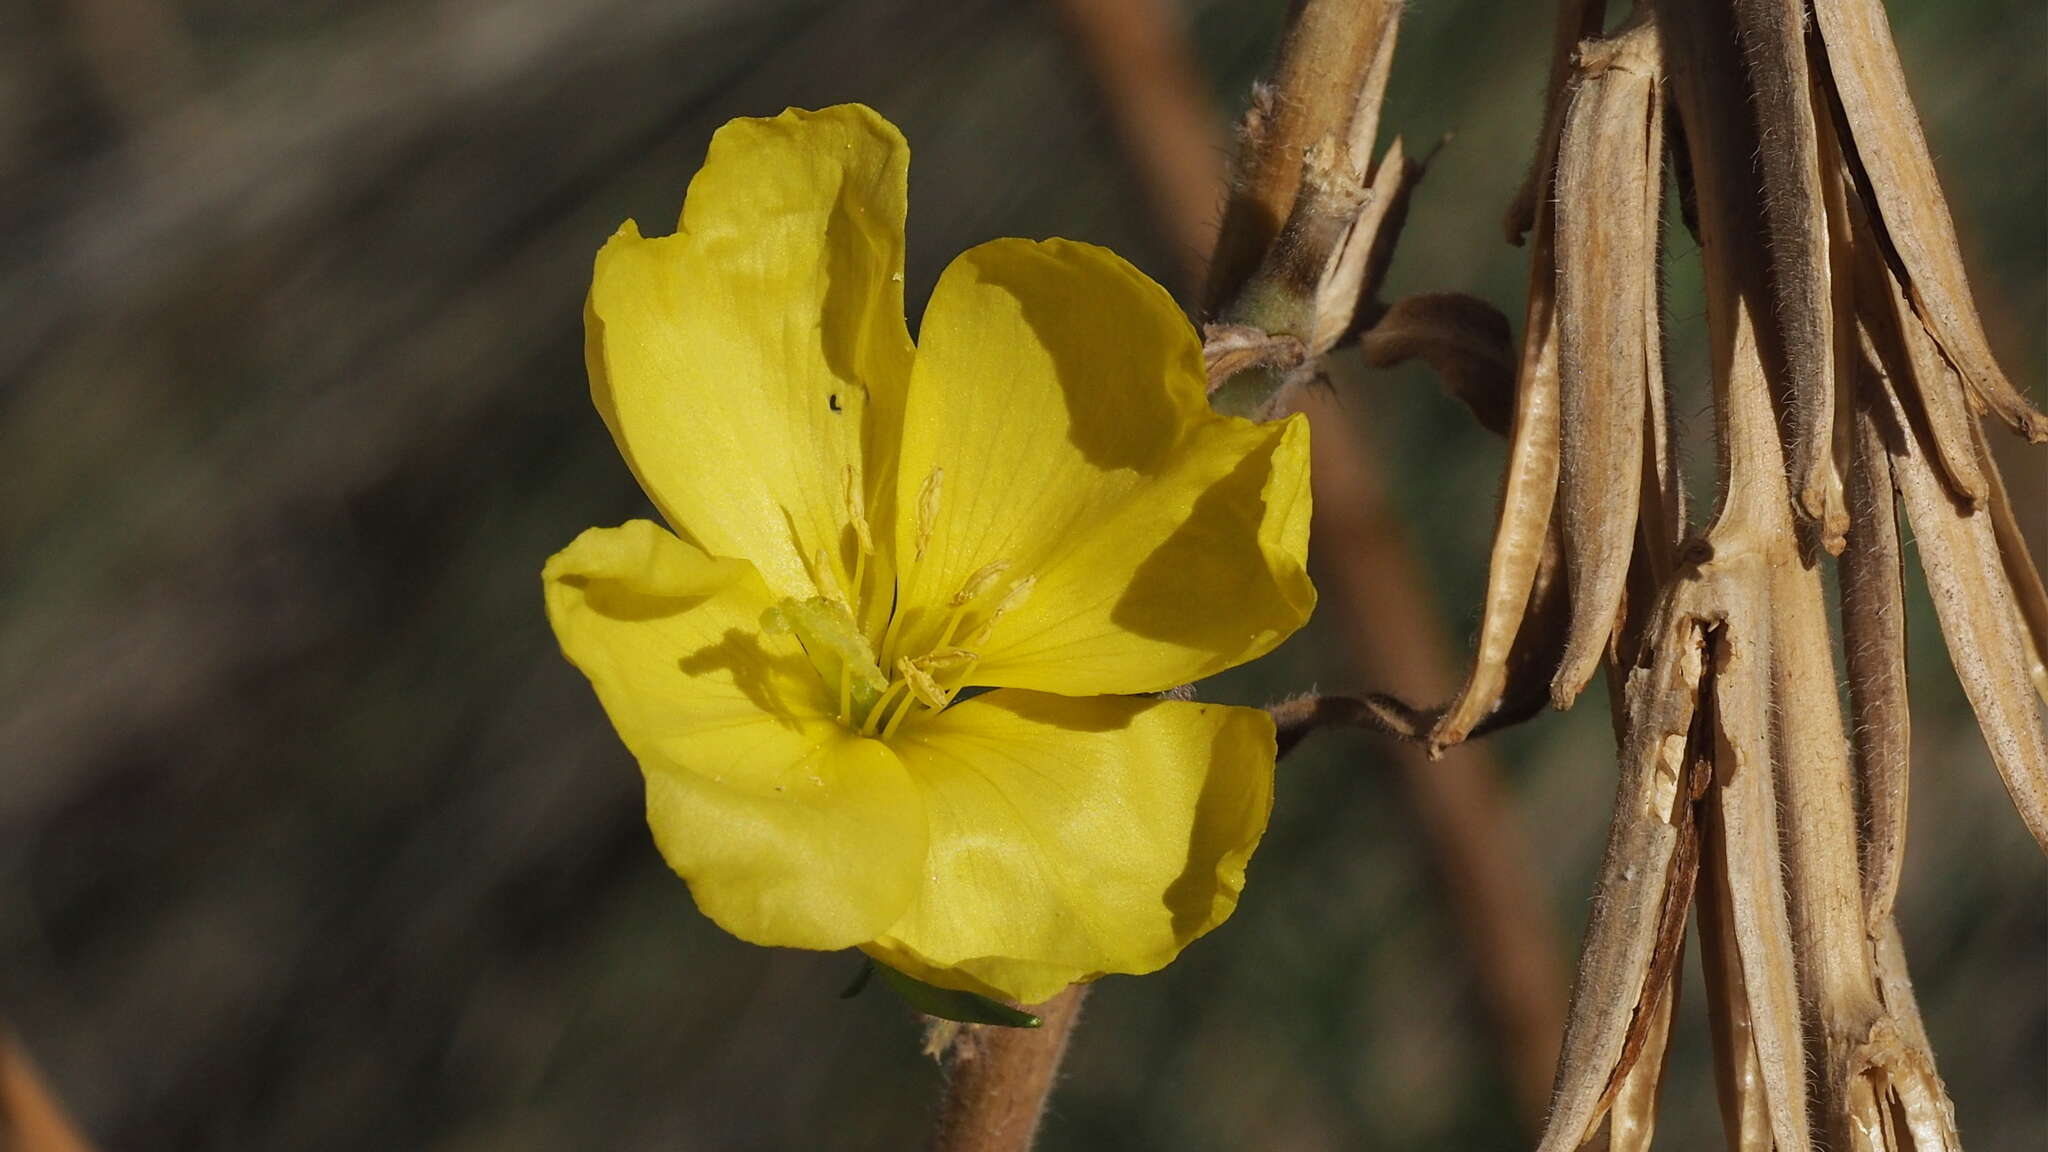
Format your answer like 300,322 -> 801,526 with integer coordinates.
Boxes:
543,104 -> 1314,1005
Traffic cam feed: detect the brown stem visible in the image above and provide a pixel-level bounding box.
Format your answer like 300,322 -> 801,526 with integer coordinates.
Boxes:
1,1033 -> 99,1152
1200,0 -> 1399,314
1055,0 -> 1566,1130
1046,0 -> 1222,284
927,986 -> 1089,1152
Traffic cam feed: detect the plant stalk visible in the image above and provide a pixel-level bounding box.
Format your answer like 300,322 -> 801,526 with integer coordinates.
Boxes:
927,986 -> 1089,1152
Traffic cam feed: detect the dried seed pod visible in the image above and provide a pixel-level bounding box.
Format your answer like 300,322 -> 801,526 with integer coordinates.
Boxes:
1849,191 -> 1988,507
1603,957 -> 1678,1152
1662,2 -> 1958,1142
1204,0 -> 1400,314
1873,356 -> 2048,853
1534,593 -> 1705,1152
1866,919 -> 1964,1150
1697,746 -> 1799,1152
1973,420 -> 2048,706
1505,0 -> 1610,245
1551,18 -> 1661,709
1841,388 -> 1911,925
1815,0 -> 2048,442
1365,521 -> 1572,745
1424,199 -> 1565,755
1733,0 -> 1846,543
1702,590 -> 1811,1152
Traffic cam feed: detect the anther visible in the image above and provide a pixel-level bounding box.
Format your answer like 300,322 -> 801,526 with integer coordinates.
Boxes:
968,576 -> 1036,645
914,647 -> 977,673
951,561 -> 1009,607
915,467 -> 943,560
812,548 -> 847,606
897,657 -> 949,711
843,465 -> 874,556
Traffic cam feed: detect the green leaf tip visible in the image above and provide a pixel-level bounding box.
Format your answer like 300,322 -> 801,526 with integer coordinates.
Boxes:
873,962 -> 1042,1028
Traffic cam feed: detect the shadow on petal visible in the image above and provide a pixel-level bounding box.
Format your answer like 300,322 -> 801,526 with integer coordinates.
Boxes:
680,627 -> 818,728
1110,435 -> 1297,662
1162,707 -> 1271,940
978,239 -> 1189,471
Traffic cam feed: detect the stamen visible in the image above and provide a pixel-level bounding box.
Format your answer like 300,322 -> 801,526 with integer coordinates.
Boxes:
812,549 -> 847,606
861,678 -> 910,738
951,561 -> 1010,607
935,604 -> 969,650
880,678 -> 924,741
842,467 -> 875,616
915,467 -> 943,560
877,600 -> 909,670
898,657 -> 948,711
880,698 -> 917,741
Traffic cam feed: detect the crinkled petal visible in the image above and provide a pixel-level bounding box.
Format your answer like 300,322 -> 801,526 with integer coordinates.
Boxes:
586,104 -> 914,619
891,238 -> 1314,696
543,520 -> 926,949
860,689 -> 1275,1004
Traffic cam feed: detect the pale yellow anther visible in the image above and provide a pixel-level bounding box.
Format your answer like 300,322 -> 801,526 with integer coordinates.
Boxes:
915,467 -> 944,560
897,656 -> 949,711
811,548 -> 847,605
912,646 -> 978,674
968,576 -> 1036,645
991,575 -> 1036,620
843,465 -> 874,556
951,561 -> 1010,607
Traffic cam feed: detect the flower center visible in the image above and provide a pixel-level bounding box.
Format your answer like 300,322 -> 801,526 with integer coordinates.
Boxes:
765,466 -> 1034,739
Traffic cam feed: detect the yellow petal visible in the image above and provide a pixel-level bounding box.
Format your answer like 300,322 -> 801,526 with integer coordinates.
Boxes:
586,104 -> 914,621
861,690 -> 1275,1005
544,520 -> 926,949
891,238 -> 1315,695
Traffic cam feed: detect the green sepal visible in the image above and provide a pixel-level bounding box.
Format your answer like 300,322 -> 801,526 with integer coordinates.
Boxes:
870,962 -> 1041,1028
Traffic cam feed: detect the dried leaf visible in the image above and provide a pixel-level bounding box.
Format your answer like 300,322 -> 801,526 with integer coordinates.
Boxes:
1356,292 -> 1516,436
1312,137 -> 1422,354
1551,18 -> 1661,708
1815,0 -> 2048,441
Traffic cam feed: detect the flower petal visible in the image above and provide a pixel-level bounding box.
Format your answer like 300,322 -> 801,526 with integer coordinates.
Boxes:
544,520 -> 927,949
891,238 -> 1314,695
587,104 -> 915,614
861,690 -> 1275,1005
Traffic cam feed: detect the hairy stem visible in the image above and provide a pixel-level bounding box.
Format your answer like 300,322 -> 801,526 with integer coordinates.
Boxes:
927,987 -> 1089,1152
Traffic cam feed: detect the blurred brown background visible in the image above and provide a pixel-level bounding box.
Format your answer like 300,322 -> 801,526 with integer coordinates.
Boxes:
1,1 -> 2041,1148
